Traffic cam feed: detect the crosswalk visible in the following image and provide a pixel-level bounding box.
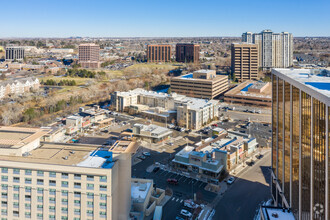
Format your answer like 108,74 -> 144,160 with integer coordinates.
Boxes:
171,197 -> 184,203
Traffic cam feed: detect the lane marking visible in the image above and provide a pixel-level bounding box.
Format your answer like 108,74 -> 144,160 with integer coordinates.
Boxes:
172,197 -> 175,201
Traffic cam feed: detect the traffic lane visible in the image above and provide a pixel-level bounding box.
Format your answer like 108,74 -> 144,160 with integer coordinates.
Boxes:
163,199 -> 185,220
214,153 -> 271,220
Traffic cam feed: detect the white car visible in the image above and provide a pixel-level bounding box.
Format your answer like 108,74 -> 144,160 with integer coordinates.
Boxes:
184,199 -> 199,209
143,152 -> 151,156
226,177 -> 235,185
180,209 -> 192,217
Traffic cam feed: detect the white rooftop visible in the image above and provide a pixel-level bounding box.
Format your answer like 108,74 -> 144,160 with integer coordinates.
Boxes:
116,88 -> 218,110
272,68 -> 330,104
131,180 -> 152,203
176,146 -> 195,158
261,207 -> 295,220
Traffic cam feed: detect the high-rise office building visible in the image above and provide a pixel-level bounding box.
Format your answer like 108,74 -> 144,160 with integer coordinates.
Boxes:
175,43 -> 200,63
0,126 -> 136,220
271,68 -> 330,220
242,30 -> 293,70
78,43 -> 100,68
147,45 -> 171,63
231,43 -> 259,81
5,46 -> 25,61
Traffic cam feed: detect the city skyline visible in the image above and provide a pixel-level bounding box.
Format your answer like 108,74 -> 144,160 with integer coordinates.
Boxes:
1,0 -> 330,38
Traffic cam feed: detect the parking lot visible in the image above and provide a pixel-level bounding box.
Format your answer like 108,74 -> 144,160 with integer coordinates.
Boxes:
139,168 -> 216,220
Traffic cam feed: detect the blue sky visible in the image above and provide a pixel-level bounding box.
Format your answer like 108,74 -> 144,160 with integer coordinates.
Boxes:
1,0 -> 329,37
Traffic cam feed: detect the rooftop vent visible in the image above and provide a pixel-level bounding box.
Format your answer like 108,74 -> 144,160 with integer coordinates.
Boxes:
271,213 -> 279,218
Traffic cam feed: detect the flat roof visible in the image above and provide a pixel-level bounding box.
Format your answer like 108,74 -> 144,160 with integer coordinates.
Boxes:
176,146 -> 195,158
131,179 -> 153,203
272,68 -> 330,104
0,142 -> 114,168
261,206 -> 295,220
0,126 -> 50,149
224,80 -> 271,99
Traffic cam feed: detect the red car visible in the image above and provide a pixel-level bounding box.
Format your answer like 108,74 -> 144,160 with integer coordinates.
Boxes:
212,124 -> 218,127
167,178 -> 178,185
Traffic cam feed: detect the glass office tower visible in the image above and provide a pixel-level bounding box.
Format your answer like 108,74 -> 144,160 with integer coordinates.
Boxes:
271,68 -> 330,220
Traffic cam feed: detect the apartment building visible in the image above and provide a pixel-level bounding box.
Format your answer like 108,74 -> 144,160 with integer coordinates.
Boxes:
147,45 -> 171,63
242,30 -> 293,70
224,81 -> 272,107
0,126 -> 136,220
0,78 -> 40,100
231,43 -> 259,81
171,70 -> 229,99
175,43 -> 200,63
271,68 -> 330,220
78,44 -> 100,68
111,88 -> 219,130
5,46 -> 25,61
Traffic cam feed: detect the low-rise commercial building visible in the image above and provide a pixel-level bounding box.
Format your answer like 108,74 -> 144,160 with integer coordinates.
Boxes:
0,126 -> 137,220
132,124 -> 172,143
111,88 -> 219,130
172,146 -> 226,183
224,80 -> 271,107
172,134 -> 258,182
171,70 -> 229,99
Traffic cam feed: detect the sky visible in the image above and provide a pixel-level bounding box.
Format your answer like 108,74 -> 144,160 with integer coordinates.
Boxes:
1,0 -> 330,38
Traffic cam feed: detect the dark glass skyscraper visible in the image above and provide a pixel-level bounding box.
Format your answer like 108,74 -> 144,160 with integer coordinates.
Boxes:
271,68 -> 329,220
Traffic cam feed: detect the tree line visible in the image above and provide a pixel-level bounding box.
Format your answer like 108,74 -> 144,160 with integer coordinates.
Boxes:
66,69 -> 106,78
41,79 -> 77,86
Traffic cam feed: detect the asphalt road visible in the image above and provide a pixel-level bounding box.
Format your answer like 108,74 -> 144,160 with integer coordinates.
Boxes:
213,152 -> 271,220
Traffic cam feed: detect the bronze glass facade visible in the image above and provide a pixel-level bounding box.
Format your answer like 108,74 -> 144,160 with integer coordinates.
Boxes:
271,72 -> 329,220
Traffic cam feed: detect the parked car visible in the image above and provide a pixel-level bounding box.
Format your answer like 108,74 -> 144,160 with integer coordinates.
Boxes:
167,178 -> 178,185
180,209 -> 192,217
124,128 -> 132,132
212,124 -> 218,127
153,167 -> 160,173
168,124 -> 175,129
226,177 -> 235,185
247,160 -> 255,166
138,155 -> 146,160
143,152 -> 151,156
180,127 -> 186,132
184,199 -> 199,209
176,217 -> 185,220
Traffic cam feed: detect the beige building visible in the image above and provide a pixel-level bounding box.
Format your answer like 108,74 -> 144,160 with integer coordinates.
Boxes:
224,81 -> 272,107
231,43 -> 259,82
0,77 -> 40,100
78,44 -> 100,68
0,126 -> 136,220
242,30 -> 293,70
111,88 -> 219,130
171,70 -> 229,99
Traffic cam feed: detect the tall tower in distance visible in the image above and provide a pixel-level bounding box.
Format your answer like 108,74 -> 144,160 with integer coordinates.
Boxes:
242,30 -> 293,70
78,43 -> 100,68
